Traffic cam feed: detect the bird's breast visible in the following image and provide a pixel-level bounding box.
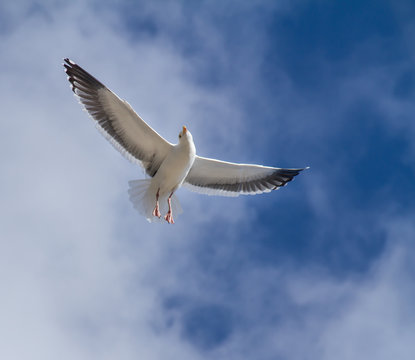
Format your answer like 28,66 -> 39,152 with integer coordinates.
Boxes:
153,145 -> 195,194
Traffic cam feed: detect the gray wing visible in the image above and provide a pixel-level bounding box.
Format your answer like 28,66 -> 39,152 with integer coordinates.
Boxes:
184,156 -> 307,197
64,58 -> 172,177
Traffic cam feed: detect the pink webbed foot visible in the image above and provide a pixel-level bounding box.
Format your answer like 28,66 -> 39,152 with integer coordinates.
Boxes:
164,192 -> 175,224
152,189 -> 161,218
152,204 -> 161,218
164,211 -> 174,224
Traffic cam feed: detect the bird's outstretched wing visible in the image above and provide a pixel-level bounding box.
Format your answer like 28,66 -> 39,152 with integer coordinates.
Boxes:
63,58 -> 172,177
184,156 -> 307,197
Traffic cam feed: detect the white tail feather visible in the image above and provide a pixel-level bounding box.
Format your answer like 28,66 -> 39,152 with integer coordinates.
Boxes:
128,179 -> 183,223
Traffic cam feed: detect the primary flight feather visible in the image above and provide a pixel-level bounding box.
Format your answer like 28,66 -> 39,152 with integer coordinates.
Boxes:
63,58 -> 307,224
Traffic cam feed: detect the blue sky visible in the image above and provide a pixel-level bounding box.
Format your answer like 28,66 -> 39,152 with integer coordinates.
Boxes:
1,1 -> 415,359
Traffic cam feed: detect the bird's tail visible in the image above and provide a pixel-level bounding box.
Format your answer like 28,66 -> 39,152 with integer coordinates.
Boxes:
128,179 -> 182,223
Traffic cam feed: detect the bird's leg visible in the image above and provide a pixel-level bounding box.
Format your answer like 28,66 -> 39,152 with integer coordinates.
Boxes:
164,192 -> 174,224
152,188 -> 161,218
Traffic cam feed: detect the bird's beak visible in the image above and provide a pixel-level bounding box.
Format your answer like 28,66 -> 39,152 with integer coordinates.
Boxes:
182,126 -> 187,134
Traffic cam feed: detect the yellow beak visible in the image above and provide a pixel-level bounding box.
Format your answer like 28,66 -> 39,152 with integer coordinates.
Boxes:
182,126 -> 187,134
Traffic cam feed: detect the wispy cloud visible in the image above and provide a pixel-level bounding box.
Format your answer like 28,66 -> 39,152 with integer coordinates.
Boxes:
1,1 -> 414,359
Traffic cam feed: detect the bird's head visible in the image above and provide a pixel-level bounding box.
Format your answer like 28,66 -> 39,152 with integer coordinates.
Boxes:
178,125 -> 192,143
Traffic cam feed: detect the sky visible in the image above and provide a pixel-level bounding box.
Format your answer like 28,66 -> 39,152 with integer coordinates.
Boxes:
1,0 -> 415,359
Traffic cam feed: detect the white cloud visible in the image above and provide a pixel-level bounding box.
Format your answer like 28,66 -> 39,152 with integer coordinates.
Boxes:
1,1 -> 414,360
196,216 -> 415,360
318,221 -> 415,360
0,1 -> 257,359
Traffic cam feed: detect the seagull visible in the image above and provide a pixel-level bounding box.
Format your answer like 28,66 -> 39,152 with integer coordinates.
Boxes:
63,58 -> 308,224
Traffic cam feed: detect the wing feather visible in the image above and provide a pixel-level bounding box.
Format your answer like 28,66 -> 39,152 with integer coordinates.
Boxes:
64,58 -> 172,177
184,156 -> 307,197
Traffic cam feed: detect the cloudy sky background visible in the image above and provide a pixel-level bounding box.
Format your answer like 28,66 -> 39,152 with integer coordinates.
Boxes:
1,0 -> 415,359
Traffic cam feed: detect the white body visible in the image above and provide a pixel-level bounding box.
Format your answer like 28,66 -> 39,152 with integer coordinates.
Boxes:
128,129 -> 195,222
152,134 -> 196,197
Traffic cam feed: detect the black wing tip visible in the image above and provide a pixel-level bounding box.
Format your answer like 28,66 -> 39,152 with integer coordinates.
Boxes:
63,58 -> 76,69
270,166 -> 309,190
63,58 -> 76,92
276,167 -> 308,175
63,58 -> 105,93
63,58 -> 81,74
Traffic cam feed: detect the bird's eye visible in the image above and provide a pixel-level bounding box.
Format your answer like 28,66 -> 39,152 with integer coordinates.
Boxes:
179,134 -> 182,139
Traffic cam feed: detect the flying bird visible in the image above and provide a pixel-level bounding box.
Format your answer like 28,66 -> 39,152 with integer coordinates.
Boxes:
63,58 -> 308,224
